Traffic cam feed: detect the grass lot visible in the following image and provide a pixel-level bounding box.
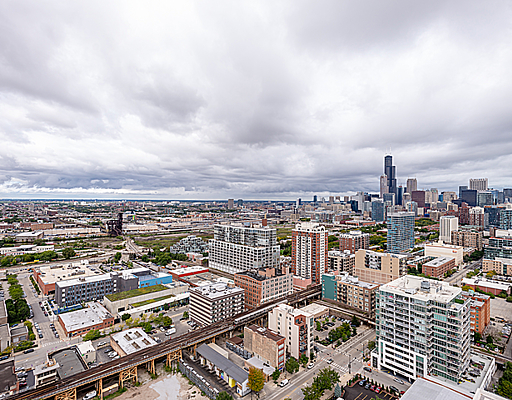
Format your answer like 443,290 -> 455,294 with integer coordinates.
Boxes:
105,284 -> 168,302
276,225 -> 294,239
131,294 -> 175,308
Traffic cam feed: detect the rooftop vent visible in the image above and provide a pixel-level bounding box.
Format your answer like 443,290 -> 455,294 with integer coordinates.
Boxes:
421,280 -> 430,291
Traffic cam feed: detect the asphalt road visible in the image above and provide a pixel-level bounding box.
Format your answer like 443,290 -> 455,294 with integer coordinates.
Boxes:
444,259 -> 482,285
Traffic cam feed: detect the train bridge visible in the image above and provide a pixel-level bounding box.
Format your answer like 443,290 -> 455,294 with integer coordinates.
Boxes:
10,286 -> 321,400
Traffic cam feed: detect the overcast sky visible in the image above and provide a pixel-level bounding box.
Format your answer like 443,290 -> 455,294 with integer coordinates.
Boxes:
1,1 -> 512,200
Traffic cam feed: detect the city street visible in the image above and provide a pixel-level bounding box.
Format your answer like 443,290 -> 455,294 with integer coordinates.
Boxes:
444,259 -> 481,285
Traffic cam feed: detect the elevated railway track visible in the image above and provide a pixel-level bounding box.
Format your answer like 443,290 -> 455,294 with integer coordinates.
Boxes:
10,286 -> 321,400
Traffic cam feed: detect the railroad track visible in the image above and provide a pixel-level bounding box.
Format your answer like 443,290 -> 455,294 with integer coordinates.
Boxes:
10,285 -> 321,400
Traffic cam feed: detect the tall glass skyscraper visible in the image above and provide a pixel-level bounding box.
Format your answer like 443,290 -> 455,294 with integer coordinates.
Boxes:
387,212 -> 415,253
384,155 -> 397,196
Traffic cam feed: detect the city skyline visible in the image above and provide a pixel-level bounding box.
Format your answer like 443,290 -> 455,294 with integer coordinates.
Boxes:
2,1 -> 512,200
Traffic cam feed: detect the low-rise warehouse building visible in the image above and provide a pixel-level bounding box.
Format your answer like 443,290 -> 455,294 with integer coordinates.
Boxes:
110,328 -> 157,356
421,256 -> 456,279
197,343 -> 250,397
244,324 -> 286,370
58,302 -> 114,337
462,277 -> 512,296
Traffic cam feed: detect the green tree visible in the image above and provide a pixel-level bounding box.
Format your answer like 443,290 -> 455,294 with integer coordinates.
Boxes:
316,321 -> 321,331
248,367 -> 265,397
216,392 -> 233,400
368,340 -> 376,351
299,354 -> 309,368
83,329 -> 101,341
62,247 -> 76,259
183,311 -> 189,319
314,368 -> 340,392
487,335 -> 494,344
351,315 -> 360,327
114,252 -> 122,262
141,255 -> 149,262
285,357 -> 300,374
507,296 -> 512,303
121,313 -> 130,321
302,384 -> 322,400
474,332 -> 482,342
497,379 -> 512,398
271,368 -> 280,382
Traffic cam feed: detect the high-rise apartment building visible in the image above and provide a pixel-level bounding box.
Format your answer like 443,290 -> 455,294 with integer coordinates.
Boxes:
460,291 -> 490,334
500,207 -> 512,230
374,276 -> 471,383
469,178 -> 488,191
189,282 -> 244,327
354,249 -> 408,284
209,224 -> 280,274
439,215 -> 458,243
450,230 -> 483,251
268,304 -> 313,360
458,202 -> 470,224
322,272 -> 379,317
372,200 -> 386,222
328,250 -> 355,275
227,199 -> 234,209
387,212 -> 415,254
384,155 -> 397,196
234,266 -> 293,310
469,206 -> 486,228
340,231 -> 370,254
291,222 -> 328,284
411,191 -> 426,208
442,191 -> 457,203
380,175 -> 389,197
406,178 -> 417,194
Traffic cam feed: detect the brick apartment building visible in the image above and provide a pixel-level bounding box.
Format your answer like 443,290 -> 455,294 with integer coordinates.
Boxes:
244,324 -> 286,370
421,256 -> 456,279
451,230 -> 483,251
339,231 -> 369,254
328,250 -> 355,275
460,291 -> 491,334
234,266 -> 293,310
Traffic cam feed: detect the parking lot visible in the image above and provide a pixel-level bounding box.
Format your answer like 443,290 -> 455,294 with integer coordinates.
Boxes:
344,384 -> 397,400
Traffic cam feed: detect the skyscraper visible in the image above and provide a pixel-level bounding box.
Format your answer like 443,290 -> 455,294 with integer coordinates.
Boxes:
439,215 -> 459,243
406,178 -> 417,194
372,200 -> 385,222
469,178 -> 488,191
384,155 -> 397,196
387,212 -> 415,253
379,175 -> 388,197
291,222 -> 328,284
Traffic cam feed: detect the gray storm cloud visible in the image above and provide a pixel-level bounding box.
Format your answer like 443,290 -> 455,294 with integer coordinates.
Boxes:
0,0 -> 512,199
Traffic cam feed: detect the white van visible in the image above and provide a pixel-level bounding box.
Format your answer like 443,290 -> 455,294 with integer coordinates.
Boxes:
279,379 -> 289,387
166,328 -> 176,335
83,390 -> 97,400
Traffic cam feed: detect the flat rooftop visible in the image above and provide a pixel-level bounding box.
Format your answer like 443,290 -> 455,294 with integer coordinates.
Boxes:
191,282 -> 243,300
246,324 -> 284,342
423,256 -> 456,267
56,272 -> 113,288
380,275 -> 461,303
36,263 -> 97,285
111,327 -> 157,355
333,273 -> 380,289
59,303 -> 112,332
462,277 -> 512,291
0,300 -> 6,321
0,360 -> 16,393
51,348 -> 86,379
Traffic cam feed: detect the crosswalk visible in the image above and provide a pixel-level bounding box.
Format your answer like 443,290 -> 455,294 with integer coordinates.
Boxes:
40,341 -> 61,348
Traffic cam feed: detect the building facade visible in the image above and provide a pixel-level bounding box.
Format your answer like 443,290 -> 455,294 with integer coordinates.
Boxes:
387,212 -> 415,254
244,324 -> 286,370
469,178 -> 488,191
209,224 -> 280,274
450,230 -> 483,251
421,256 -> 456,279
374,276 -> 471,383
340,231 -> 370,254
268,304 -> 313,360
439,216 -> 458,244
354,249 -> 408,284
328,250 -> 355,275
234,266 -> 293,310
322,272 -> 379,317
460,291 -> 490,334
424,242 -> 464,266
189,283 -> 244,326
291,222 -> 328,284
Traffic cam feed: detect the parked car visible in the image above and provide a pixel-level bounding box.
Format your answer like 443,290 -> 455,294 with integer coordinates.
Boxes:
326,359 -> 333,364
0,355 -> 9,361
364,367 -> 372,372
23,349 -> 34,354
307,363 -> 315,369
83,391 -> 97,400
38,333 -> 43,339
365,383 -> 371,390
359,380 -> 366,386
279,379 -> 289,387
390,386 -> 399,393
